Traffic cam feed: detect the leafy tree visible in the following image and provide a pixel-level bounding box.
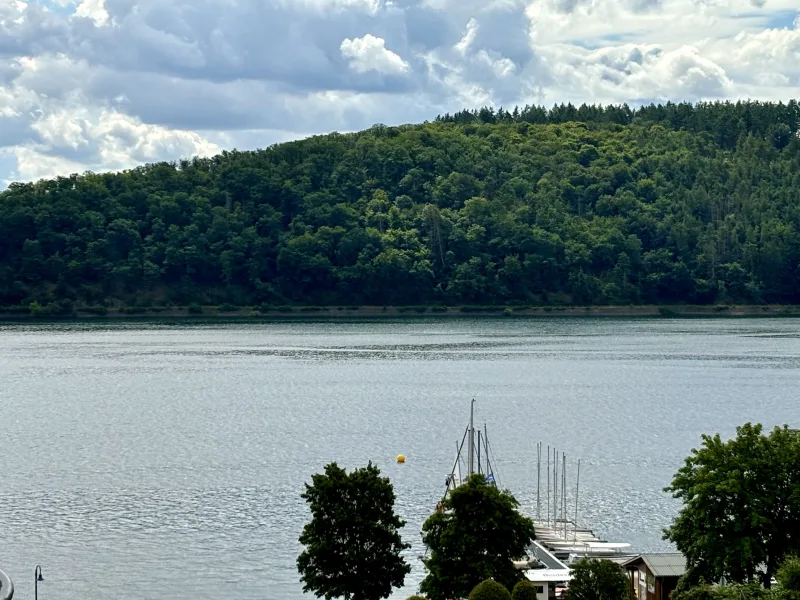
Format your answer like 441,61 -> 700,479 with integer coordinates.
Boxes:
419,474 -> 535,600
671,581 -> 772,600
469,579 -> 512,600
664,424 -> 800,588
565,559 -> 628,600
297,462 -> 410,600
511,580 -> 539,600
777,556 -> 800,597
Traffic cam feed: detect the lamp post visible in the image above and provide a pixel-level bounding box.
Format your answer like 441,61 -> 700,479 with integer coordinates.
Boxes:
34,565 -> 44,600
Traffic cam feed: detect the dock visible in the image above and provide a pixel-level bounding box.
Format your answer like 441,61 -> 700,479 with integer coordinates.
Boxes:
521,519 -> 636,599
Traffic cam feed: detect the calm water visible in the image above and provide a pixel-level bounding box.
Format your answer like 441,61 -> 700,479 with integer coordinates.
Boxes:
1,317 -> 799,600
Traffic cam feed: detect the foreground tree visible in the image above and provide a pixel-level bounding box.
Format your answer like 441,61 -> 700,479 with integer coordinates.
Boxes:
469,579 -> 512,600
511,580 -> 538,600
777,556 -> 800,598
297,462 -> 410,600
565,559 -> 628,600
420,474 -> 535,600
664,424 -> 800,587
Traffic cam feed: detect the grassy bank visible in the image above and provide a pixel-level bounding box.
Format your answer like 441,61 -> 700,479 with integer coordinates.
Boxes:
1,304 -> 800,320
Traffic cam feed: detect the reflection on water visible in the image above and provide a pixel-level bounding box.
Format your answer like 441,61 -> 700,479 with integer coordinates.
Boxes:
1,317 -> 799,600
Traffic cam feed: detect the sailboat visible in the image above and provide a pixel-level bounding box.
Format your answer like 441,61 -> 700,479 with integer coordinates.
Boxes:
442,399 -> 498,502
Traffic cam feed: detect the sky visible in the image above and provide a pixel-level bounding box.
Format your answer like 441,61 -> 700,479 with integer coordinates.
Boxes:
0,0 -> 798,187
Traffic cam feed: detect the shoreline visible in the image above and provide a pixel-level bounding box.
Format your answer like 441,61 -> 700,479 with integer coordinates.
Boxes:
2,304 -> 800,320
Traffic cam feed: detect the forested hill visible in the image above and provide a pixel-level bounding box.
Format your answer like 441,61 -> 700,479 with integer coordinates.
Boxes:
2,100 -> 800,312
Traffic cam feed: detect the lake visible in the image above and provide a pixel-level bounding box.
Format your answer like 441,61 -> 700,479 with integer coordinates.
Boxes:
1,317 -> 799,600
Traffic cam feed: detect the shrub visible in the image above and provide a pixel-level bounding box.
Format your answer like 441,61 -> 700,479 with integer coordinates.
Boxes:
511,580 -> 538,600
777,555 -> 800,593
219,303 -> 238,312
276,305 -> 293,312
431,305 -> 448,312
406,596 -> 428,600
469,579 -> 512,600
503,307 -> 512,317
188,303 -> 203,314
83,305 -> 109,316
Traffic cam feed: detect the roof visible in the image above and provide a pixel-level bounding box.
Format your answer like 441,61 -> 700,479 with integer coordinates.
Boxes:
623,553 -> 686,578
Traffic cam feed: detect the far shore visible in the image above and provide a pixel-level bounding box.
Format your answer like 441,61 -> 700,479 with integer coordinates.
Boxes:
2,304 -> 800,320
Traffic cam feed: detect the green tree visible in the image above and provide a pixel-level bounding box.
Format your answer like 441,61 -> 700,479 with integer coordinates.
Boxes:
672,581 -> 771,600
511,580 -> 539,600
565,559 -> 628,600
777,555 -> 800,598
297,462 -> 410,600
420,474 -> 535,600
664,424 -> 800,588
469,579 -> 512,600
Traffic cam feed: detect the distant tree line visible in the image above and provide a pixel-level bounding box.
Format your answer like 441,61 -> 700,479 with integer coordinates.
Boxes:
1,99 -> 800,311
435,100 -> 800,151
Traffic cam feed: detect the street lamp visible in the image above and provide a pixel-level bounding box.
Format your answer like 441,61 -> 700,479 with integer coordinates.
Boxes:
34,565 -> 44,600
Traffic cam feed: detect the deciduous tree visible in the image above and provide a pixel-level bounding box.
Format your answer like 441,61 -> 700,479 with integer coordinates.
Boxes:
420,474 -> 535,600
665,424 -> 800,588
297,462 -> 410,600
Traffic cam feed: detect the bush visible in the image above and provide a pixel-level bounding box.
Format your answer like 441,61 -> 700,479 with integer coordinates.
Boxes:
406,596 -> 428,600
431,305 -> 448,312
777,555 -> 800,593
276,305 -> 293,312
511,581 -> 538,600
469,579 -> 512,600
219,303 -> 238,312
188,303 -> 203,314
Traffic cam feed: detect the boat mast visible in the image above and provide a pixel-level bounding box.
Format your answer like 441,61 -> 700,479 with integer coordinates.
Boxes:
468,398 -> 475,476
477,430 -> 482,475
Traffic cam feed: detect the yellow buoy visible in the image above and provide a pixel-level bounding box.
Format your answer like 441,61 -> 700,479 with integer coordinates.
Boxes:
396,454 -> 406,464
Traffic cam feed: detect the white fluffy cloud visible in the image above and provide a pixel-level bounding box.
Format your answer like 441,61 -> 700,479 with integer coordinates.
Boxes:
0,0 -> 798,185
341,34 -> 410,74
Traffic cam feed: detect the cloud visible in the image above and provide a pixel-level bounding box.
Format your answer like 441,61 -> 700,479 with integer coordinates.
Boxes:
0,0 -> 798,186
340,34 -> 410,74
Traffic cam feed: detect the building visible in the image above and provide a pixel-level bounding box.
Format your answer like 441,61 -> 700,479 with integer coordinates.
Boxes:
623,553 -> 686,600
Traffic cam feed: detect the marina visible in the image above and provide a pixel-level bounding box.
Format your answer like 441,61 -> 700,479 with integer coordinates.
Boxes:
442,400 -> 637,599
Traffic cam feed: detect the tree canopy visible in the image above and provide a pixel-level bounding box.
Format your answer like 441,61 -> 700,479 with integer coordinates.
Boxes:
419,474 -> 536,600
511,580 -> 539,600
468,579 -> 512,600
297,462 -> 410,600
664,424 -> 800,588
2,99 -> 800,310
565,559 -> 629,600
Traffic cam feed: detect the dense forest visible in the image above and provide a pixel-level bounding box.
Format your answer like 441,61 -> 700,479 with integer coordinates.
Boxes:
1,100 -> 800,312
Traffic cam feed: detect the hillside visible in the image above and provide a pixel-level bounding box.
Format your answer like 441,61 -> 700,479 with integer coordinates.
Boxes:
1,100 -> 800,313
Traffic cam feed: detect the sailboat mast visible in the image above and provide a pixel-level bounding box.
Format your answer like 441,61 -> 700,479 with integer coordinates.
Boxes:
468,399 -> 475,476
536,442 -> 541,521
574,459 -> 581,542
477,430 -> 482,475
546,445 -> 550,527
